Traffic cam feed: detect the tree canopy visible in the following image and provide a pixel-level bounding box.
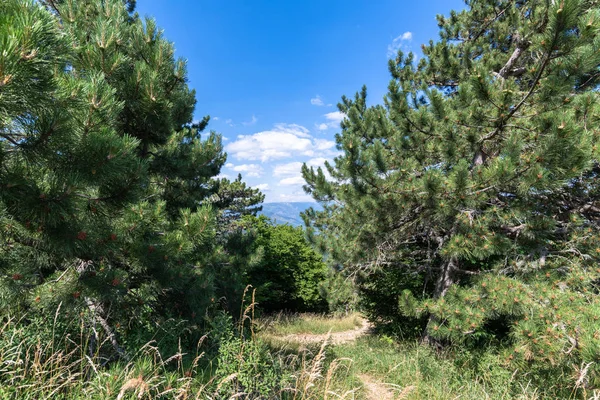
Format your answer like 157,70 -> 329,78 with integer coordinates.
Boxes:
303,0 -> 600,372
0,0 -> 263,356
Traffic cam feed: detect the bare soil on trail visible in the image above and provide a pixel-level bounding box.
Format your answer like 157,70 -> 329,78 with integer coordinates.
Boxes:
277,318 -> 372,345
269,318 -> 416,400
358,374 -> 396,400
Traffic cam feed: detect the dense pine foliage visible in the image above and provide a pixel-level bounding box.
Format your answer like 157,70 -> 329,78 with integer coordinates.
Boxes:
3,0 -> 600,397
303,0 -> 600,385
0,0 -> 268,357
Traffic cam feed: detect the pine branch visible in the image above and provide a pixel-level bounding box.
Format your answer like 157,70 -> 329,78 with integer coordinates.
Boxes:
469,2 -> 513,43
477,45 -> 552,147
497,35 -> 531,79
0,133 -> 21,146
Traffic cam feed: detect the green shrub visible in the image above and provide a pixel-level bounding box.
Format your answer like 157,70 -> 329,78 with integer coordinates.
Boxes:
242,216 -> 328,312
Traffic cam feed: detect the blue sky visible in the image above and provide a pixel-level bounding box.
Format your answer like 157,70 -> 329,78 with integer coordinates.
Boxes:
136,0 -> 465,202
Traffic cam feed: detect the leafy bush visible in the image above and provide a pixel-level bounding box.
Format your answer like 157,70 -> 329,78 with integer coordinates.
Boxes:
242,216 -> 328,312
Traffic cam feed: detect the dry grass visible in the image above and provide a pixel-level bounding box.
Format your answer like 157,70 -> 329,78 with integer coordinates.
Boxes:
0,317 -> 355,399
258,312 -> 363,336
1,307 -> 594,399
0,293 -> 356,399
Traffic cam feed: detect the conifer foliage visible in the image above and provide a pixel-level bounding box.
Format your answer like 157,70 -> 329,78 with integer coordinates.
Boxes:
303,0 -> 600,379
0,0 -> 244,355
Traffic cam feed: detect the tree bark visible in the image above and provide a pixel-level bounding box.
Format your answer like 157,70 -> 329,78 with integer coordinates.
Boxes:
422,257 -> 457,346
76,259 -> 126,359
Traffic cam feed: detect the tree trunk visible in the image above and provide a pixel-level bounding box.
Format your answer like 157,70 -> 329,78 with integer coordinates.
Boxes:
422,257 -> 457,346
76,259 -> 126,360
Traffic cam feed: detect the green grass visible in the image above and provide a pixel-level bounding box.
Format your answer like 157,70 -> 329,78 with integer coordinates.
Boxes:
260,313 -> 595,399
331,336 -> 512,399
259,312 -> 363,335
3,313 -> 598,399
330,334 -> 597,400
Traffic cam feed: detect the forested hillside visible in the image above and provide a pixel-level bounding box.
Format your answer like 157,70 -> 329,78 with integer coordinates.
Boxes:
1,0 -> 600,398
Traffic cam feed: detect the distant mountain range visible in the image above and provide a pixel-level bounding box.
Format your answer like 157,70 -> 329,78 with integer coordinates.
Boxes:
259,202 -> 322,226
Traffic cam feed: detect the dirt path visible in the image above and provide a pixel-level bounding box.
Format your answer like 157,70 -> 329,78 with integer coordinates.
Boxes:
270,318 -> 416,399
278,318 -> 372,345
358,374 -> 395,400
358,374 -> 416,400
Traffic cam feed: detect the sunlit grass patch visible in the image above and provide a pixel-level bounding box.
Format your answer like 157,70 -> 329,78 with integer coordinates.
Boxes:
259,312 -> 364,336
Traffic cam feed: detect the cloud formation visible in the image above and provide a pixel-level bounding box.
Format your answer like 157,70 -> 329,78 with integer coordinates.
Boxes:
279,191 -> 314,202
225,163 -> 264,178
310,95 -> 325,106
279,176 -> 306,186
387,31 -> 413,58
274,158 -> 331,187
225,123 -> 335,162
242,115 -> 258,126
273,161 -> 303,178
317,111 -> 346,131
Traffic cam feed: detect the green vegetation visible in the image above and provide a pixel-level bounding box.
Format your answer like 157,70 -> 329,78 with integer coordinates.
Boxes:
303,0 -> 600,393
333,336 -> 544,399
260,312 -> 363,335
0,0 -> 234,356
243,216 -> 328,312
0,311 -> 345,400
2,0 -> 600,398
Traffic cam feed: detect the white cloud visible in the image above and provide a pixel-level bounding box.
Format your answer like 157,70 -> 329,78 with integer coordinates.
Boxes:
274,162 -> 304,178
311,95 -> 333,107
307,157 -> 328,168
225,123 -> 334,162
254,183 -> 270,192
276,123 -> 311,138
314,139 -> 335,151
242,115 -> 258,126
279,191 -> 314,202
387,31 -> 413,58
325,111 -> 345,123
213,116 -> 220,121
279,176 -> 306,186
311,95 -> 324,106
317,111 -> 346,131
225,119 -> 235,127
274,158 -> 332,187
226,163 -> 264,178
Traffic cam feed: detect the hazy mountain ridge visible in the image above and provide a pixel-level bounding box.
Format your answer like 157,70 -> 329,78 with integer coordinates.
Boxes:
259,202 -> 322,226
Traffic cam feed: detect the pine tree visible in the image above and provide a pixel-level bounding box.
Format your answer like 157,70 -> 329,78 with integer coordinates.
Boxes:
213,174 -> 265,229
204,174 -> 265,313
303,0 -> 600,381
0,0 -> 238,356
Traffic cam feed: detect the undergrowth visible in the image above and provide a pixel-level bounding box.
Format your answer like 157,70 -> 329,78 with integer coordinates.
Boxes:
0,296 -> 353,399
259,312 -> 363,336
2,306 -> 599,399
